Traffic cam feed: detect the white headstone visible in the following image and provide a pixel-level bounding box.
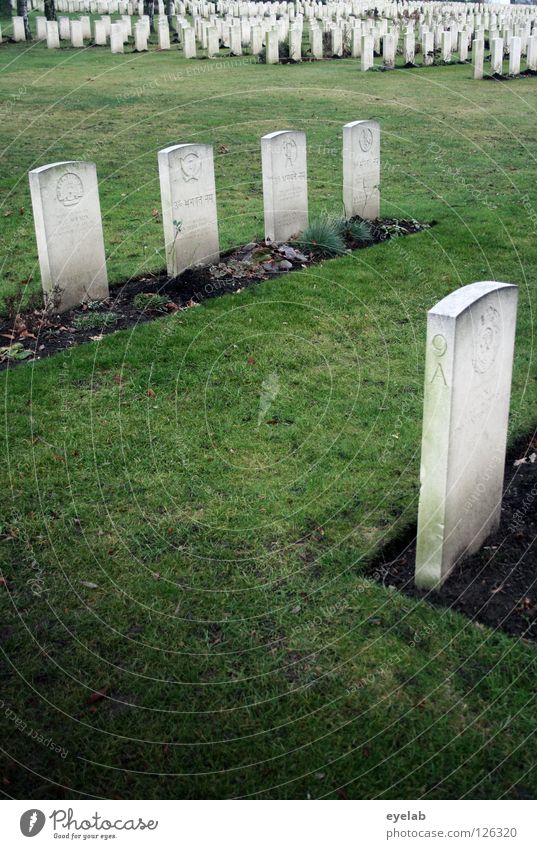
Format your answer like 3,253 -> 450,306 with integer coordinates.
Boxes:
415,281 -> 518,589
36,15 -> 47,39
12,16 -> 26,41
361,34 -> 373,70
183,26 -> 196,57
29,161 -> 109,313
134,20 -> 147,50
158,143 -> 220,277
491,36 -> 504,74
473,38 -> 484,78
46,20 -> 60,48
70,19 -> 84,46
508,34 -> 521,74
110,21 -> 124,52
261,130 -> 308,243
342,119 -> 380,220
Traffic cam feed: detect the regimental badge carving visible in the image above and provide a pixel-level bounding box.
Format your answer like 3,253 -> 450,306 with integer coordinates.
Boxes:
56,172 -> 84,207
282,137 -> 298,168
358,127 -> 374,153
473,305 -> 500,373
180,152 -> 202,182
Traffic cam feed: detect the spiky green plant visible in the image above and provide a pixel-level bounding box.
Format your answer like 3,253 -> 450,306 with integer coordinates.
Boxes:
342,218 -> 374,244
294,216 -> 346,258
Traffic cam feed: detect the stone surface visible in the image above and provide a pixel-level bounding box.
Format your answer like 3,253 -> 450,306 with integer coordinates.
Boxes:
29,161 -> 109,313
158,143 -> 219,277
261,130 -> 308,243
415,281 -> 518,589
343,119 -> 380,220
46,20 -> 60,49
473,37 -> 484,78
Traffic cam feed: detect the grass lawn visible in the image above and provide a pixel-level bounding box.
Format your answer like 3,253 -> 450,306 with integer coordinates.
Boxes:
1,26 -> 537,799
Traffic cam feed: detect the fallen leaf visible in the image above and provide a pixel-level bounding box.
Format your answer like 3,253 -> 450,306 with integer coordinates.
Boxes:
113,374 -> 123,385
247,356 -> 256,365
147,388 -> 156,397
86,686 -> 108,705
0,577 -> 7,587
80,581 -> 99,589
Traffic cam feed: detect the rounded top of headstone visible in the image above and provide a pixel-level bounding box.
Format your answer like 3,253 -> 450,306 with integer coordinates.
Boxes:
29,160 -> 95,177
429,281 -> 517,319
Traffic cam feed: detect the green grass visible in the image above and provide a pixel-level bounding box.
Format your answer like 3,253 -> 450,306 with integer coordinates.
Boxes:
0,30 -> 537,800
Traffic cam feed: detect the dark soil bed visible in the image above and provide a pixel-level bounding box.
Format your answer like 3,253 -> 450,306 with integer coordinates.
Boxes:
0,217 -> 428,370
368,431 -> 537,643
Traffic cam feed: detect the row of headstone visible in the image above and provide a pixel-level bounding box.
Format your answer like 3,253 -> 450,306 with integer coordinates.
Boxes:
28,121 -> 380,312
8,0 -> 537,77
14,11 -> 537,75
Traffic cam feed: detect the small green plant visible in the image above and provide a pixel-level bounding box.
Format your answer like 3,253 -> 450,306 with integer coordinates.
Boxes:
73,312 -> 118,330
337,218 -> 374,244
278,36 -> 290,59
0,342 -> 33,362
133,293 -> 169,311
257,46 -> 266,63
294,215 -> 346,258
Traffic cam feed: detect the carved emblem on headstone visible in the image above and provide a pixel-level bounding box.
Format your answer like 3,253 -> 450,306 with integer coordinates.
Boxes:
283,137 -> 298,168
56,172 -> 84,206
473,305 -> 500,373
358,127 -> 374,152
180,152 -> 202,182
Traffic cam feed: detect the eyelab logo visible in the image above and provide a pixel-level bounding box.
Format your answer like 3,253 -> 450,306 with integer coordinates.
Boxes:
20,809 -> 46,837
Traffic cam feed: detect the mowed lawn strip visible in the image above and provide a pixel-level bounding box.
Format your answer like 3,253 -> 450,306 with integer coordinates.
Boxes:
0,37 -> 536,799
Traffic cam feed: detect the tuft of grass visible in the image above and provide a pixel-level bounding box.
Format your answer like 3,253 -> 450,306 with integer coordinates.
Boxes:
335,217 -> 374,244
72,312 -> 118,330
132,292 -> 169,311
294,215 -> 346,257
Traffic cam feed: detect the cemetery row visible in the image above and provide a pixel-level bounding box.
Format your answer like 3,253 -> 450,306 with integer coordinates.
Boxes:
5,0 -> 537,76
28,121 -> 380,312
22,115 -> 521,599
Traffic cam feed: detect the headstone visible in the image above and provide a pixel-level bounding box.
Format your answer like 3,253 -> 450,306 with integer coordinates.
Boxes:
423,30 -> 434,65
458,29 -> 468,62
58,16 -> 70,39
261,130 -> 308,242
265,28 -> 279,63
361,33 -> 373,70
36,15 -> 47,39
310,26 -> 322,59
158,143 -> 219,277
528,34 -> 537,71
134,20 -> 147,50
183,26 -> 196,57
159,20 -> 170,48
207,25 -> 219,56
383,32 -> 395,68
28,161 -> 109,313
342,119 -> 380,220
404,30 -> 415,63
110,21 -> 124,52
415,281 -> 518,589
290,25 -> 301,60
473,38 -> 484,79
12,16 -> 26,41
508,35 -> 521,75
46,20 -> 60,48
441,30 -> 451,62
331,26 -> 342,56
94,19 -> 107,44
491,36 -> 504,74
70,19 -> 84,46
